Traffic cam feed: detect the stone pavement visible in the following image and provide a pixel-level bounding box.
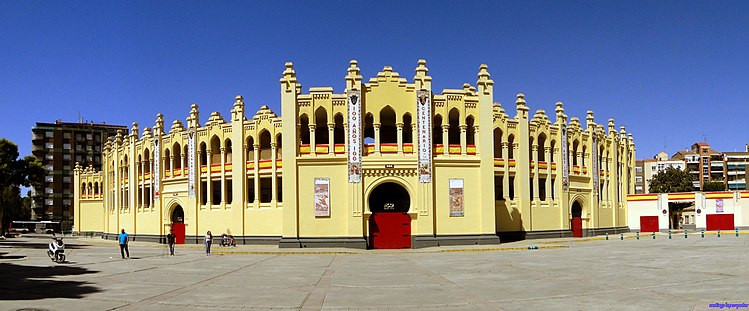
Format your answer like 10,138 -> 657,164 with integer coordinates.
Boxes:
1,233 -> 747,311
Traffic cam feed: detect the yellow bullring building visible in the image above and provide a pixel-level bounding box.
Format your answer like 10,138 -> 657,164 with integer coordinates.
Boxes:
74,60 -> 636,248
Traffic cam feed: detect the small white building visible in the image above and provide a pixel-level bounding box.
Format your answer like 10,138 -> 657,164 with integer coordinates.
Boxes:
627,191 -> 749,232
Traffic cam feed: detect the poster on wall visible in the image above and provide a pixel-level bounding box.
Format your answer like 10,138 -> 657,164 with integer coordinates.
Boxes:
716,199 -> 724,213
153,138 -> 160,200
449,178 -> 464,217
592,135 -> 598,197
417,90 -> 432,183
561,126 -> 569,192
187,129 -> 196,198
347,90 -> 362,183
314,178 -> 330,217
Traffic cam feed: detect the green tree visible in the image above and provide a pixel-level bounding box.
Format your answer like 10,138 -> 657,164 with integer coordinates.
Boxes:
703,181 -> 726,191
0,139 -> 44,236
648,167 -> 694,193
647,167 -> 694,229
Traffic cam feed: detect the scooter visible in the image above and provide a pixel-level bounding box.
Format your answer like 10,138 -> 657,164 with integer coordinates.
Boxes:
47,234 -> 66,263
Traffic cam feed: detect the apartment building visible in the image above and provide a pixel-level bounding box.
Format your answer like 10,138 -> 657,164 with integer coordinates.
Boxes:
31,120 -> 127,229
634,152 -> 686,194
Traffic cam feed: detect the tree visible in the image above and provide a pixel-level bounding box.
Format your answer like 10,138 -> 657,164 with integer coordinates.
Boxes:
0,139 -> 44,236
703,181 -> 726,191
648,167 -> 694,193
647,167 -> 694,229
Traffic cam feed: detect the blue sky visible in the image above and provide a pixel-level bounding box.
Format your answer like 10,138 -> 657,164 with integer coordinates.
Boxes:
1,1 -> 748,160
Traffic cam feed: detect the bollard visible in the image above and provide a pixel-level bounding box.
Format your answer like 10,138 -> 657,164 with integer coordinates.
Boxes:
684,229 -> 688,239
620,233 -> 624,240
528,246 -> 538,250
718,229 -> 720,238
668,231 -> 672,239
701,230 -> 704,238
606,233 -> 609,240
636,232 -> 639,240
652,232 -> 656,239
736,228 -> 739,237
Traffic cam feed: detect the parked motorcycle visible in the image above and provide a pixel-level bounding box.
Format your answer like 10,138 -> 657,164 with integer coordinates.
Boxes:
47,234 -> 66,263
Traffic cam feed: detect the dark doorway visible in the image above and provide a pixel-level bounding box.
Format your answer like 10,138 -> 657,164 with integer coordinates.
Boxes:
171,205 -> 185,244
571,201 -> 583,238
368,182 -> 411,249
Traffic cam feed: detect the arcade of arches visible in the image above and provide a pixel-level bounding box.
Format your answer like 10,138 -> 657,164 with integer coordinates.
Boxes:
74,60 -> 635,248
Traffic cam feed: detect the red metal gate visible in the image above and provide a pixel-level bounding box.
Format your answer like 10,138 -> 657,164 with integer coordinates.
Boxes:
706,214 -> 734,231
370,212 -> 411,249
640,216 -> 659,232
571,217 -> 583,237
172,223 -> 186,244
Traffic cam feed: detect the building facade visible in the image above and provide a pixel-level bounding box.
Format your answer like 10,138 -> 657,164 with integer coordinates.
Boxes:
634,152 -> 687,194
671,142 -> 748,191
31,120 -> 127,228
74,60 -> 636,248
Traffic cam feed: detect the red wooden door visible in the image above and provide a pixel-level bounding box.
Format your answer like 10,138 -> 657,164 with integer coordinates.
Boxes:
571,217 -> 583,237
370,213 -> 411,249
640,216 -> 659,232
706,214 -> 734,231
172,223 -> 186,244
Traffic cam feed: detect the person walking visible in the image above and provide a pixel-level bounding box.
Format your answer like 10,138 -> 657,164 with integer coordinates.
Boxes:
205,231 -> 213,256
166,229 -> 176,256
119,229 -> 130,259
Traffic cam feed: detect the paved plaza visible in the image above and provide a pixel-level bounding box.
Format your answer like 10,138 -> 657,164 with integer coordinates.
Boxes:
1,233 -> 748,311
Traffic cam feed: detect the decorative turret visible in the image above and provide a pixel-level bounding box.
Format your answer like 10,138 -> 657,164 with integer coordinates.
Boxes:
205,111 -> 226,127
74,162 -> 82,175
154,113 -> 164,136
554,102 -> 567,125
515,93 -> 529,119
170,120 -> 185,133
231,96 -> 245,122
413,59 -> 432,90
345,60 -> 363,90
142,127 -> 152,139
187,104 -> 200,128
130,122 -> 139,138
280,62 -> 299,93
115,130 -> 124,145
476,64 -> 493,95
608,118 -> 616,134
586,111 -> 595,130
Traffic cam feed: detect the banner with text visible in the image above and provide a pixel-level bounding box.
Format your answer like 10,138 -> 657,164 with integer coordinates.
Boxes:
417,90 -> 432,183
347,90 -> 362,183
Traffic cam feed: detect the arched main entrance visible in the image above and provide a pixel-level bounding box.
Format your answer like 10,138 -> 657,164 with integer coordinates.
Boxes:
368,182 -> 411,249
171,205 -> 186,244
571,201 -> 583,238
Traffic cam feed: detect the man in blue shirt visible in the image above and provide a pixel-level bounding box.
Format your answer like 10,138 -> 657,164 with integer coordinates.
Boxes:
119,229 -> 129,259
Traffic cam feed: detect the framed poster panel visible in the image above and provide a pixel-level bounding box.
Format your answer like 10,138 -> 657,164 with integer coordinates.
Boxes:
314,178 -> 330,217
449,178 -> 464,217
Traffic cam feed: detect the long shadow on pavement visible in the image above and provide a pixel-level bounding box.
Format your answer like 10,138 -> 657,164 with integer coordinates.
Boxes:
0,262 -> 101,300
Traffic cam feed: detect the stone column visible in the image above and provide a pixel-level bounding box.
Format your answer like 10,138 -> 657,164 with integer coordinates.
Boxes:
253,144 -> 260,206
396,122 -> 404,154
502,142 -> 510,200
373,123 -> 381,155
460,124 -> 467,155
180,153 -> 185,176
411,124 -> 417,153
532,145 -> 539,200
442,124 -> 449,155
309,125 -> 316,155
545,146 -> 552,201
474,125 -> 480,155
327,123 -> 335,154
271,142 -> 277,205
206,150 -> 212,206
220,147 -> 226,206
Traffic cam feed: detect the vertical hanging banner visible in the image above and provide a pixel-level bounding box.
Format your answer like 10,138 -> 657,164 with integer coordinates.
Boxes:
449,179 -> 464,216
561,126 -> 569,192
592,135 -> 598,197
153,138 -> 161,199
187,129 -> 196,198
314,178 -> 330,217
417,90 -> 432,183
347,90 -> 362,183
